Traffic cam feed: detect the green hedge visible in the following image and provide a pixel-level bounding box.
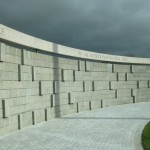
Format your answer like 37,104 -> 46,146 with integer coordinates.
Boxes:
142,122 -> 150,150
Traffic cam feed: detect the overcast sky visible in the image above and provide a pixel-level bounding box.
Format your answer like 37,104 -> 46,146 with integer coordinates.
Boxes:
0,0 -> 150,57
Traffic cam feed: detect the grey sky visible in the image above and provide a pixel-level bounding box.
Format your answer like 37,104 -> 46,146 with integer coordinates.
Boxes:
0,0 -> 150,57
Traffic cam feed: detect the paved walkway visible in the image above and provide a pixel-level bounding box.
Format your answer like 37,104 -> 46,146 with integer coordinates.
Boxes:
0,102 -> 150,150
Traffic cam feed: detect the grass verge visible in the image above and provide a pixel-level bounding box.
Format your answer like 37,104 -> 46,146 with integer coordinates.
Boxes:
142,121 -> 150,150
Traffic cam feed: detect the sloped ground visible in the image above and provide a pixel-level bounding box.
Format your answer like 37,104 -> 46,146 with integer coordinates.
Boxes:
0,102 -> 150,150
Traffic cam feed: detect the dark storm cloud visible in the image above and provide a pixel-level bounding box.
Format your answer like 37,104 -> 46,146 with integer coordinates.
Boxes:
0,0 -> 150,57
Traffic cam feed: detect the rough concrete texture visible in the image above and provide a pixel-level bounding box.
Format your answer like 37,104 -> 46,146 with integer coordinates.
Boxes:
0,102 -> 149,150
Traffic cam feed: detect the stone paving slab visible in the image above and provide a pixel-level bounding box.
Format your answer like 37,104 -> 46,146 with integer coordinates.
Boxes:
0,102 -> 150,150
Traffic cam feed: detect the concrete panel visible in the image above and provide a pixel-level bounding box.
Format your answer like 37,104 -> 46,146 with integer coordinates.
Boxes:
91,100 -> 101,109
132,88 -> 150,96
110,81 -> 137,89
117,89 -> 132,98
54,93 -> 69,105
138,81 -> 148,88
35,109 -> 45,124
75,71 -> 92,81
94,81 -> 109,90
51,94 -> 55,107
117,73 -> 127,81
68,93 -> 75,104
72,81 -> 83,92
90,62 -> 112,72
127,73 -> 150,81
91,72 -> 117,81
84,81 -> 93,91
53,81 -> 73,93
39,81 -> 53,96
132,65 -> 150,73
78,101 -> 90,112
62,69 -> 74,81
85,61 -> 91,71
92,90 -> 116,100
118,97 -> 134,105
113,64 -> 131,73
21,111 -> 32,128
78,60 -> 85,71
102,98 -> 119,107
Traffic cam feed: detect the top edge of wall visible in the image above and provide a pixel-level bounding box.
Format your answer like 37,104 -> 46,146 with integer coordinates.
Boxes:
0,24 -> 150,64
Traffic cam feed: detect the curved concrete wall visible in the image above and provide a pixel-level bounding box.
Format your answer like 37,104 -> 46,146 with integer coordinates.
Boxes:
0,24 -> 150,136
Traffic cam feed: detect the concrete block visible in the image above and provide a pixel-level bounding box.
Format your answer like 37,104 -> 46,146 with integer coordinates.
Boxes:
113,64 -> 131,73
75,71 -> 92,81
138,81 -> 149,88
127,73 -> 150,81
51,94 -> 55,107
39,81 -> 53,96
68,93 -> 75,104
117,89 -> 132,98
102,98 -> 118,107
53,81 -> 73,93
117,73 -> 127,81
94,81 -> 109,90
35,109 -> 45,123
110,81 -> 137,89
90,100 -> 101,109
84,81 -> 93,91
102,99 -> 112,107
21,111 -> 32,128
133,96 -> 136,103
4,62 -> 18,72
0,118 -> 9,128
85,61 -> 91,71
78,101 -> 90,112
91,62 -> 112,72
53,81 -> 60,94
54,93 -> 69,105
62,69 -> 74,81
9,97 -> 29,107
0,125 -> 10,136
91,72 -> 117,81
0,42 -> 6,62
118,97 -> 134,105
132,65 -> 150,73
45,108 -> 52,120
78,60 -> 85,71
2,99 -> 10,118
18,65 -> 32,81
92,90 -> 116,100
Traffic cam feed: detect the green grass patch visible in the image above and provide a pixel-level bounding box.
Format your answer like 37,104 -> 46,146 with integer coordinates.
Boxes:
142,121 -> 150,150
